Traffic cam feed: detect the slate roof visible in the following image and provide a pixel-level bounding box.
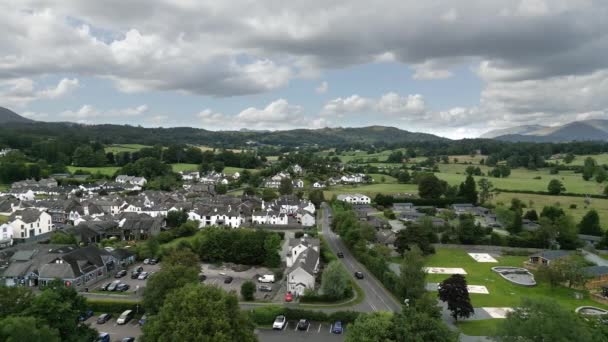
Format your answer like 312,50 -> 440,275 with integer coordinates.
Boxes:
583,266 -> 608,277
530,250 -> 571,260
289,247 -> 319,276
9,208 -> 44,223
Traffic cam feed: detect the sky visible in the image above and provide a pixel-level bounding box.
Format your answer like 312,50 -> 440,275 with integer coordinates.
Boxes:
1,1 -> 607,139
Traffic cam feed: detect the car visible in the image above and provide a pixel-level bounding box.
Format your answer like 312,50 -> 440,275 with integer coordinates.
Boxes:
223,276 -> 233,284
97,333 -> 110,342
116,283 -> 130,292
332,321 -> 343,334
138,272 -> 149,280
272,315 -> 287,330
258,285 -> 272,292
96,313 -> 112,324
78,309 -> 94,322
149,258 -> 158,265
257,274 -> 275,283
284,292 -> 293,302
121,338 -> 135,342
115,270 -> 127,278
100,282 -> 112,291
107,280 -> 121,291
199,274 -> 207,282
136,266 -> 144,273
131,271 -> 140,279
354,271 -> 364,279
117,310 -> 134,325
296,319 -> 310,331
337,252 -> 344,258
138,314 -> 147,326
143,258 -> 150,264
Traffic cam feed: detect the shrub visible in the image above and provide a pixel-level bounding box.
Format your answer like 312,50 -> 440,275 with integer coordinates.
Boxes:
240,281 -> 256,301
569,204 -> 577,209
294,231 -> 305,238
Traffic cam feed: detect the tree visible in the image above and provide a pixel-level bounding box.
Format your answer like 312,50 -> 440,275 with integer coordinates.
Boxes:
345,312 -> 394,342
396,247 -> 426,304
596,167 -> 607,183
437,274 -> 474,321
215,184 -> 228,194
143,265 -> 199,314
563,153 -> 575,164
397,170 -> 411,183
523,209 -> 539,221
166,209 -> 189,228
321,261 -> 352,300
278,177 -> 293,195
162,248 -> 200,271
582,157 -> 597,181
240,281 -> 256,301
0,286 -> 34,318
458,175 -> 478,204
418,174 -> 446,199
138,237 -> 160,259
392,307 -> 458,342
477,178 -> 493,204
548,179 -> 565,195
262,188 -> 278,202
308,189 -> 325,208
212,161 -> 225,173
49,232 -> 77,245
495,298 -> 598,342
0,316 -> 60,342
550,255 -> 591,288
142,284 -> 256,342
263,233 -> 282,267
394,218 -> 435,255
578,209 -> 602,236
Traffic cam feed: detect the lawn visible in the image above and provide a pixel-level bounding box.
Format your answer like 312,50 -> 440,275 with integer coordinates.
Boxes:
104,144 -> 150,154
323,183 -> 418,198
66,166 -> 120,177
369,173 -> 398,184
171,163 -> 199,172
457,320 -> 501,336
0,215 -> 8,224
0,184 -> 8,192
422,248 -> 607,311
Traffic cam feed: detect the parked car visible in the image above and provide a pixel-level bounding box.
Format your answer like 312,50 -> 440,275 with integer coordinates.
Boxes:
100,282 -> 112,291
78,309 -> 94,322
199,274 -> 207,282
332,321 -> 343,334
96,313 -> 112,324
337,252 -> 344,258
136,266 -> 144,273
258,285 -> 272,292
149,258 -> 158,265
97,333 -> 110,342
272,315 -> 287,330
117,310 -> 134,325
354,271 -> 364,279
107,280 -> 121,291
138,314 -> 147,326
116,283 -> 130,292
115,270 -> 127,278
257,274 -> 275,283
143,258 -> 150,264
297,319 -> 310,331
121,338 -> 135,342
285,292 -> 293,302
223,276 -> 233,284
138,272 -> 149,280
131,271 -> 140,279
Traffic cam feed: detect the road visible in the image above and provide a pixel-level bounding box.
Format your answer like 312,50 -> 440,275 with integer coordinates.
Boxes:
320,203 -> 401,313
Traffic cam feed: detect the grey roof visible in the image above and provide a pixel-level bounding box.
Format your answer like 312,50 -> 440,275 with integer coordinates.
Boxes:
583,266 -> 608,277
9,208 -> 44,223
289,247 -> 319,276
530,250 -> 571,260
38,263 -> 76,279
288,237 -> 320,249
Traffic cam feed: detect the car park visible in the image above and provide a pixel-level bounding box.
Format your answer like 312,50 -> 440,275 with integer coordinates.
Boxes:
107,280 -> 121,291
117,310 -> 134,325
223,276 -> 233,284
257,274 -> 275,283
354,271 -> 364,279
285,292 -> 293,302
79,309 -> 94,322
258,285 -> 272,292
332,321 -> 343,334
121,338 -> 135,342
131,271 -> 140,279
337,252 -> 344,258
116,283 -> 130,292
115,270 -> 127,278
101,282 -> 112,291
149,258 -> 158,265
138,272 -> 149,280
297,319 -> 310,331
272,315 -> 287,330
143,259 -> 150,264
97,313 -> 112,324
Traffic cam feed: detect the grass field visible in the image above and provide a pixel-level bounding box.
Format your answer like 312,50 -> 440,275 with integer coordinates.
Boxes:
0,184 -> 8,192
550,153 -> 608,166
104,144 -> 150,154
369,173 -> 398,183
66,166 -> 120,176
457,320 -> 501,336
323,183 -> 418,198
171,163 -> 199,172
423,248 -> 606,311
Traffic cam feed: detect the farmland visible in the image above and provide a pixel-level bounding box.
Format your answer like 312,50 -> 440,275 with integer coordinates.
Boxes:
104,144 -> 150,154
66,166 -> 120,176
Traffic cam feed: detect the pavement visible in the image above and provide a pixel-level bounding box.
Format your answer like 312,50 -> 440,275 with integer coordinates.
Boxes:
256,321 -> 345,342
320,203 -> 402,313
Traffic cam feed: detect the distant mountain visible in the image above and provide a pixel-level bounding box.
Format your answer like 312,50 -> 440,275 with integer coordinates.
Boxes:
483,120 -> 608,142
0,106 -> 34,124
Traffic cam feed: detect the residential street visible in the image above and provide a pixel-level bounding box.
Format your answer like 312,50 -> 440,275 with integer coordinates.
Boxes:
320,203 -> 402,313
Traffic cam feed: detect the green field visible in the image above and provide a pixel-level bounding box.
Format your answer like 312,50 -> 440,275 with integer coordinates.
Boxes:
0,184 -> 8,192
171,163 -> 199,172
0,215 -> 8,224
104,144 -> 150,154
423,248 -> 606,311
369,173 -> 398,183
66,166 -> 120,176
457,320 -> 500,336
323,183 -> 418,198
549,153 -> 608,166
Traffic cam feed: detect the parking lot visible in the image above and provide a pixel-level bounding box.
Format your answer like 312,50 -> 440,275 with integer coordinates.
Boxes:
257,321 -> 345,341
200,263 -> 280,301
94,262 -> 161,296
84,314 -> 143,341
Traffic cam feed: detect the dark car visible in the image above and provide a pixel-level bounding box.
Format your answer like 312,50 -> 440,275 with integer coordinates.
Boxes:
149,258 -> 158,265
199,274 -> 207,282
297,319 -> 310,331
354,271 -> 364,279
97,333 -> 110,342
258,285 -> 272,292
131,271 -> 140,279
78,309 -> 94,322
121,338 -> 135,342
337,252 -> 344,258
332,321 -> 343,334
224,276 -> 233,284
96,313 -> 112,324
136,266 -> 144,273
116,283 -> 130,292
115,270 -> 127,278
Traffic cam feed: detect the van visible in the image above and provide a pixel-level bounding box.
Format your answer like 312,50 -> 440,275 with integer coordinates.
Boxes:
116,310 -> 134,325
258,274 -> 275,283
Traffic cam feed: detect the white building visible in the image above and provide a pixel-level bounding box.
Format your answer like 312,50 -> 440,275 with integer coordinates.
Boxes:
115,175 -> 147,186
286,247 -> 320,296
0,223 -> 14,247
252,210 -> 288,225
337,193 -> 371,204
180,171 -> 200,181
8,209 -> 53,239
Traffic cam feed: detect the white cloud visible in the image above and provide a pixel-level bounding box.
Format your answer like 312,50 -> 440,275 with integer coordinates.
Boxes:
315,81 -> 328,94
37,78 -> 80,99
60,104 -> 148,122
0,77 -> 79,107
321,95 -> 374,116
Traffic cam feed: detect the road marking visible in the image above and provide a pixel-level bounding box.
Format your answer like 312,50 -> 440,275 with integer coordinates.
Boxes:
318,323 -> 322,333
294,323 -> 298,331
329,324 -> 333,333
306,323 -> 310,332
283,322 -> 288,331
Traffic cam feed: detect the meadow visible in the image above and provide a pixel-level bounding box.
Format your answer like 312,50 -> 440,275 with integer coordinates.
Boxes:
66,166 -> 120,177
104,144 -> 150,154
549,153 -> 608,166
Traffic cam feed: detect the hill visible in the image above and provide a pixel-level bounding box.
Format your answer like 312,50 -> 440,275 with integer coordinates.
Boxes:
0,106 -> 34,124
484,119 -> 608,142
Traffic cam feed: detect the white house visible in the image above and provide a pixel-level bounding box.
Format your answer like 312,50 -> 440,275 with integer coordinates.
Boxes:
252,210 -> 288,225
8,209 -> 53,240
286,248 -> 320,296
312,182 -> 326,188
293,179 -> 304,188
286,237 -> 320,267
0,223 -> 14,247
180,171 -> 200,181
297,211 -> 316,227
291,164 -> 303,174
188,206 -> 245,228
337,193 -> 371,204
115,175 -> 147,186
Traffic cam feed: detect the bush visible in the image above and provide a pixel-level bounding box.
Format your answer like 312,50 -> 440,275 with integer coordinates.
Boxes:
241,281 -> 256,301
569,204 -> 577,209
294,231 -> 305,238
249,306 -> 284,325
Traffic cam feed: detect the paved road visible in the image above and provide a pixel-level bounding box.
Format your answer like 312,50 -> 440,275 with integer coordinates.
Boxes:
320,203 -> 401,313
582,249 -> 608,266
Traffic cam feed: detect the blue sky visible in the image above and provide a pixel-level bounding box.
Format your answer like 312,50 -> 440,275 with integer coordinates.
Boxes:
1,1 -> 607,139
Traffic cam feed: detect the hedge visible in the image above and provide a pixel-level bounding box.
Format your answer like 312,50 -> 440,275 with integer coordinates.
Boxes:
86,299 -> 144,314
495,188 -> 607,199
248,306 -> 360,325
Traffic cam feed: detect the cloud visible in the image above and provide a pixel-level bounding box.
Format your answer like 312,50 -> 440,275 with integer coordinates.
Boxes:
315,81 -> 328,94
37,78 -> 80,99
60,104 -> 148,122
321,95 -> 375,116
0,77 -> 80,107
322,92 -> 426,118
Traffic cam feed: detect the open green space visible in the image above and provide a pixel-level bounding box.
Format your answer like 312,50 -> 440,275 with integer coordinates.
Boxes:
369,173 -> 398,184
0,184 -> 8,191
457,319 -> 500,336
549,153 -> 608,166
422,248 -> 606,311
66,166 -> 120,176
0,215 -> 8,224
171,163 -> 199,172
323,183 -> 418,198
104,144 -> 150,154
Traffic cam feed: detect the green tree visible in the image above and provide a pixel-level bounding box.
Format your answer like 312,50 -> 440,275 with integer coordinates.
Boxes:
582,157 -> 597,181
49,232 -> 77,245
162,248 -> 200,271
578,209 -> 602,236
215,184 -> 228,194
278,177 -> 293,195
262,188 -> 278,202
477,178 -> 493,204
596,167 -> 607,183
0,286 -> 34,318
394,218 -> 435,255
166,209 -> 189,227
138,237 -> 160,259
308,189 -> 325,208
345,312 -> 393,342
563,153 -> 575,164
418,174 -> 446,199
143,265 -> 198,314
320,261 -> 352,299
263,233 -> 282,267
142,284 -> 256,342
547,179 -> 565,195
392,307 -> 458,342
438,274 -> 474,321
495,298 -> 598,342
458,175 -> 478,204
213,161 -> 225,173
0,316 -> 60,342
396,247 -> 426,304
240,281 -> 256,301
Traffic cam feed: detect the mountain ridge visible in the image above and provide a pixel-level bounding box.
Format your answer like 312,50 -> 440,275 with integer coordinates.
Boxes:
482,119 -> 608,142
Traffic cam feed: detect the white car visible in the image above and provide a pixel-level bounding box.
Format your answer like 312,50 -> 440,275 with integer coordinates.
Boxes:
272,315 -> 287,330
116,310 -> 133,325
143,258 -> 150,264
138,272 -> 149,280
258,274 -> 275,283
